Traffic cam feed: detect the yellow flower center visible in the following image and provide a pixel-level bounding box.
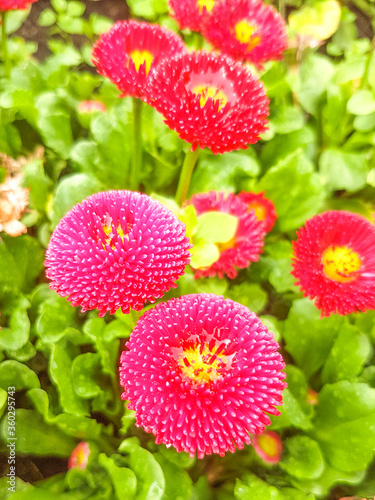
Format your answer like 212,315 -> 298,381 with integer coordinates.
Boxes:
197,0 -> 215,14
321,245 -> 361,283
102,215 -> 132,250
256,433 -> 279,458
217,237 -> 236,253
248,202 -> 266,221
129,50 -> 154,74
177,342 -> 230,385
192,84 -> 228,111
234,20 -> 261,51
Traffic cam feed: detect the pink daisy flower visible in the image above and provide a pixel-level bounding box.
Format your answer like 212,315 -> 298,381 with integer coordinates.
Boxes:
0,0 -> 37,11
252,430 -> 282,463
168,0 -> 214,32
146,51 -> 269,154
92,20 -> 187,99
188,191 -> 265,279
238,191 -> 277,233
120,293 -> 286,458
203,0 -> 288,68
292,210 -> 375,317
68,442 -> 90,470
45,191 -> 191,317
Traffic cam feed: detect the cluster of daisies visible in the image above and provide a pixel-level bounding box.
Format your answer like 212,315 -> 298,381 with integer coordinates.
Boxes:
42,0 -> 375,462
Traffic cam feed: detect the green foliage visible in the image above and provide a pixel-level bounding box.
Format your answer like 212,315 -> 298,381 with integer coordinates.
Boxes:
1,2 -> 375,499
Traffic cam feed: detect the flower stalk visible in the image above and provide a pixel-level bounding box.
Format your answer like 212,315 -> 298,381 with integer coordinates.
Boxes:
1,11 -> 10,78
175,147 -> 200,206
130,97 -> 142,191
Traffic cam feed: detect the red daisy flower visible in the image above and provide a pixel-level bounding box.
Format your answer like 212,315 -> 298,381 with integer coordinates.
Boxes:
203,0 -> 288,68
188,191 -> 265,279
68,442 -> 90,470
45,191 -> 191,317
146,51 -> 269,154
292,210 -> 375,317
120,293 -> 286,458
91,20 -> 187,99
252,430 -> 282,463
238,191 -> 277,233
168,0 -> 214,32
0,0 -> 36,11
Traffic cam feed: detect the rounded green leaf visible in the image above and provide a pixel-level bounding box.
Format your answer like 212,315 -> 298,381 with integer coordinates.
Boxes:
190,240 -> 220,269
347,89 -> 375,116
195,211 -> 238,243
0,360 -> 39,392
281,436 -> 325,479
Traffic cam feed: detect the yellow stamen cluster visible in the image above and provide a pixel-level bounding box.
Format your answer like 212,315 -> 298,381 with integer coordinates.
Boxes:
192,84 -> 228,111
322,245 -> 361,283
234,20 -> 261,51
248,202 -> 266,221
129,50 -> 154,74
178,343 -> 227,384
196,0 -> 215,14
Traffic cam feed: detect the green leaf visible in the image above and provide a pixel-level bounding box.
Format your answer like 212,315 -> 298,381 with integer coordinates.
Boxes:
66,0 -> 85,16
49,173 -> 103,228
227,283 -> 267,314
22,159 -> 52,213
49,343 -> 89,416
0,360 -> 39,392
72,353 -> 103,399
98,454 -> 137,500
256,150 -> 324,231
234,474 -> 315,500
154,453 -> 193,500
283,299 -> 344,379
271,388 -> 313,431
195,212 -> 238,243
314,381 -> 375,471
0,410 -> 75,457
271,106 -> 305,135
281,436 -> 325,480
120,440 -> 165,500
191,151 -> 260,194
35,295 -> 76,344
319,149 -> 368,192
347,89 -> 375,115
0,297 -> 30,351
0,123 -> 21,156
4,8 -> 31,34
38,9 -> 57,27
321,323 -> 372,383
190,240 -> 220,269
295,54 -> 334,116
126,0 -> 168,20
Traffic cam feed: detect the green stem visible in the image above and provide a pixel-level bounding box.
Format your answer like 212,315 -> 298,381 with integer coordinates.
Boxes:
360,36 -> 375,90
175,148 -> 200,206
1,11 -> 10,78
130,97 -> 143,191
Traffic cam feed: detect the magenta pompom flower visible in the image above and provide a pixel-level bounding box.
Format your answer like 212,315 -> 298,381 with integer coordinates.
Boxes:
188,191 -> 265,279
0,0 -> 37,11
168,0 -> 214,32
238,191 -> 277,233
45,191 -> 191,317
203,0 -> 287,68
146,51 -> 269,154
292,210 -> 375,317
92,20 -> 187,99
120,293 -> 286,458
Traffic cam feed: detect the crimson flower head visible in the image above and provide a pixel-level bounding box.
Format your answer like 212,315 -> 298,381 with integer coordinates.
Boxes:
0,0 -> 37,11
188,191 -> 265,279
292,210 -> 375,317
252,430 -> 282,463
120,293 -> 286,458
146,51 -> 269,154
203,0 -> 288,68
168,0 -> 214,32
238,191 -> 277,233
45,191 -> 191,317
91,20 -> 186,99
